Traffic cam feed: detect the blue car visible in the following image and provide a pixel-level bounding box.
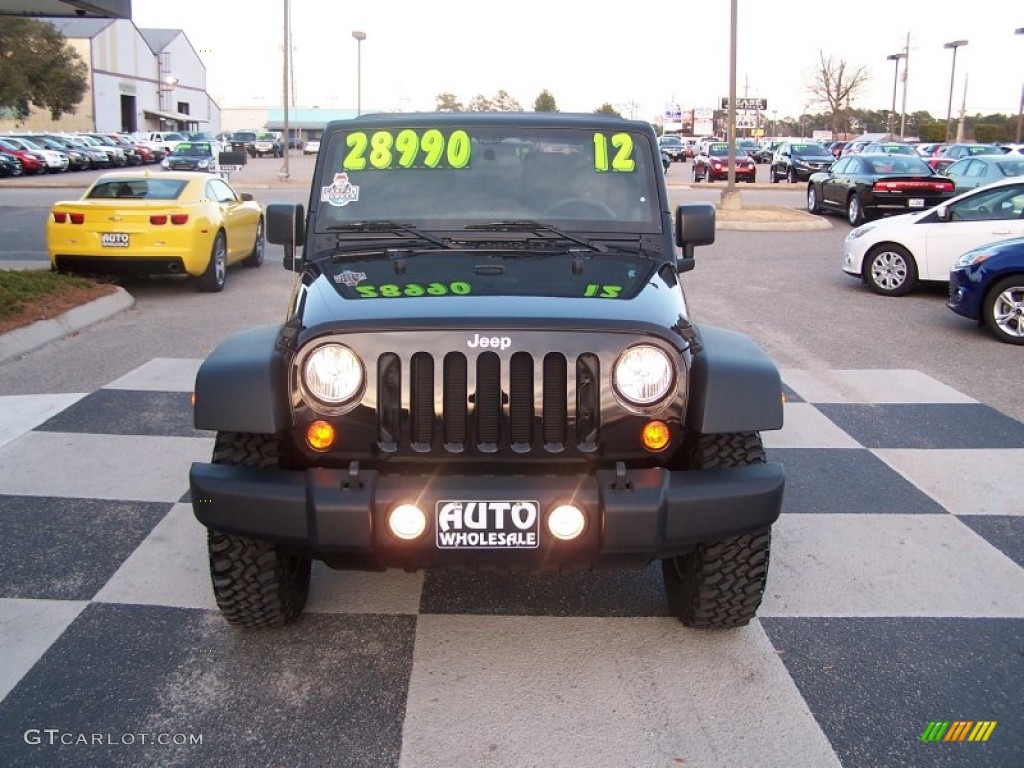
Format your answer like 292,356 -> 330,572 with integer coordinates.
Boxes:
948,235 -> 1024,344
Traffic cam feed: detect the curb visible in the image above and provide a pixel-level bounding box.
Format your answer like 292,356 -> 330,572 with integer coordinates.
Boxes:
0,287 -> 135,364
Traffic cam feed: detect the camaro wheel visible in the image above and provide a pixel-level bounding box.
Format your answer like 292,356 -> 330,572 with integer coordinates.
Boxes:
662,432 -> 772,629
242,218 -> 264,268
807,185 -> 821,214
984,277 -> 1024,345
196,231 -> 227,292
207,432 -> 311,627
846,194 -> 865,226
864,243 -> 918,296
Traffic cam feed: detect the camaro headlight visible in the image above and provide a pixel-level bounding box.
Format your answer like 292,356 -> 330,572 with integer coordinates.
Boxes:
613,345 -> 675,407
302,343 -> 364,406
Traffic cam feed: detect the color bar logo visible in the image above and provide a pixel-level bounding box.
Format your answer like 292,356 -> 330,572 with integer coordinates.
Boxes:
921,721 -> 997,742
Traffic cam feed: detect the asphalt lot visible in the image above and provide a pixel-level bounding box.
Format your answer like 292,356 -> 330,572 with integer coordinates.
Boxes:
0,156 -> 1021,767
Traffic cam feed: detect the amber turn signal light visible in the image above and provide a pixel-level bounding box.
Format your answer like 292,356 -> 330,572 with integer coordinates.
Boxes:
641,420 -> 671,452
306,420 -> 336,451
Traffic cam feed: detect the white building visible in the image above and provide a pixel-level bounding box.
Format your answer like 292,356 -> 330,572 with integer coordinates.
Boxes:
0,18 -> 220,135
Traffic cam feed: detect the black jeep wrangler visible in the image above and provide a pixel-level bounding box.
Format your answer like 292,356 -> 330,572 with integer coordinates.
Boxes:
190,113 -> 785,629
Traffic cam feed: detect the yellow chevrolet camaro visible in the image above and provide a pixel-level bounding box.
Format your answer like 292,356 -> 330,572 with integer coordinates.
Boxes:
47,170 -> 264,292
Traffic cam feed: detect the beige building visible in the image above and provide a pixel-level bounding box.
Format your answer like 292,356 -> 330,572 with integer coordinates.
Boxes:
0,18 -> 220,135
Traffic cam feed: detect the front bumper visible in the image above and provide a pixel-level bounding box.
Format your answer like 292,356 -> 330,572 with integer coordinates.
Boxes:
947,268 -> 982,320
190,461 -> 785,569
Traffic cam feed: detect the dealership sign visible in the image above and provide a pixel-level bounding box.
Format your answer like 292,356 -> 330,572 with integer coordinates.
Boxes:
721,97 -> 767,111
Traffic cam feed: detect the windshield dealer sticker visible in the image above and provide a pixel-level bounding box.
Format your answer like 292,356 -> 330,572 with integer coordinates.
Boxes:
321,172 -> 360,207
334,270 -> 367,287
435,500 -> 540,549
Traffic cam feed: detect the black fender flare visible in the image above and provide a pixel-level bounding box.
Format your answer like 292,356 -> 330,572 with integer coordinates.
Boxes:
686,324 -> 784,434
193,324 -> 292,434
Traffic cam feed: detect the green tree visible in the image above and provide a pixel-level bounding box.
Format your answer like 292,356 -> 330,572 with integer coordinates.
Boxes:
0,19 -> 88,120
533,89 -> 558,112
434,92 -> 463,112
491,89 -> 522,111
594,103 -> 622,117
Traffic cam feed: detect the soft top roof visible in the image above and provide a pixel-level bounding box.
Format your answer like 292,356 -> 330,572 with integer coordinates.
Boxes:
329,111 -> 654,134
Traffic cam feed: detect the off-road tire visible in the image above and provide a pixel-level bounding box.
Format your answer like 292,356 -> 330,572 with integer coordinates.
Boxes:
206,431 -> 311,627
662,432 -> 772,629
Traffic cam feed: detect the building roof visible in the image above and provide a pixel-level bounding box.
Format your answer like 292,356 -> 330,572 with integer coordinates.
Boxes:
139,28 -> 180,53
264,108 -> 359,131
44,17 -> 114,37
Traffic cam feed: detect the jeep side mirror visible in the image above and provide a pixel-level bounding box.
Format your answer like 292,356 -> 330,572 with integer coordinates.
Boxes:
674,203 -> 716,273
267,202 -> 306,271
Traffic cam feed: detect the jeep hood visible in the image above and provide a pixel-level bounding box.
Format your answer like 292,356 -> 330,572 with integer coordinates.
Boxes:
295,252 -> 690,341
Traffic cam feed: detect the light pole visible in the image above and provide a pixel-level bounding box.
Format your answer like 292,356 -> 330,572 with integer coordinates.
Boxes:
1016,28 -> 1024,143
352,30 -> 366,115
886,52 -> 905,137
944,40 -> 967,142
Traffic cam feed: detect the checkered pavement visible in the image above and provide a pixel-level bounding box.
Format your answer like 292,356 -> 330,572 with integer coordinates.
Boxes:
0,360 -> 1021,767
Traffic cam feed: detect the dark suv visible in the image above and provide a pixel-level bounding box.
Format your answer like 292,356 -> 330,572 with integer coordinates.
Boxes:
230,130 -> 259,157
770,142 -> 834,183
189,112 -> 785,630
657,135 -> 687,162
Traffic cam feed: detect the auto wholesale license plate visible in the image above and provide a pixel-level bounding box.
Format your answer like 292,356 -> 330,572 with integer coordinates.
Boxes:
101,233 -> 129,247
908,198 -> 925,208
435,500 -> 540,549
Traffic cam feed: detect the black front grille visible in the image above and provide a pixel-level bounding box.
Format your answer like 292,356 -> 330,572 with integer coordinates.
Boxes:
375,351 -> 600,455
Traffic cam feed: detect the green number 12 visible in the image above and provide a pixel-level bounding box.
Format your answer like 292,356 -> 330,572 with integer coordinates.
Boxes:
593,133 -> 635,172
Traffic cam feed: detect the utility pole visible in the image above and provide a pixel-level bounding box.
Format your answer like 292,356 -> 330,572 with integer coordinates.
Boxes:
281,0 -> 290,180
956,72 -> 968,143
899,30 -> 910,139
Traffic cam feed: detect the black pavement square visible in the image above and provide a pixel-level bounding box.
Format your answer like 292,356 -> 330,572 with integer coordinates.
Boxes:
0,605 -> 417,768
0,495 -> 171,600
33,390 -> 207,438
761,617 -> 1024,768
420,564 -> 669,617
958,516 -> 1024,570
814,403 -> 1024,449
767,448 -> 948,514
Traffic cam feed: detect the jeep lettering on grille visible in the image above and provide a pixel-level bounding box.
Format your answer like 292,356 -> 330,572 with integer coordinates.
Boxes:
467,334 -> 511,350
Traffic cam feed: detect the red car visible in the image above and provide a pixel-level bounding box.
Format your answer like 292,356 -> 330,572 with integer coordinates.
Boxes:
0,137 -> 44,174
692,142 -> 756,183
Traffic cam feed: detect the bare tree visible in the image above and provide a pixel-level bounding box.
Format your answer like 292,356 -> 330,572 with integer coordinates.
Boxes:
806,51 -> 870,138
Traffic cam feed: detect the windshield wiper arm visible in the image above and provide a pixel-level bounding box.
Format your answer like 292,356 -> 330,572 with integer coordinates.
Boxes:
463,220 -> 608,253
325,221 -> 452,249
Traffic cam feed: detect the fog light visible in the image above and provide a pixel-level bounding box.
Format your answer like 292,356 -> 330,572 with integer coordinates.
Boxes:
548,504 -> 585,540
306,420 -> 336,451
389,504 -> 426,540
641,420 -> 671,451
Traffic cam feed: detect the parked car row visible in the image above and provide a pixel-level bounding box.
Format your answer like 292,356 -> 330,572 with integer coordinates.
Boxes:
831,173 -> 1024,344
0,132 -> 170,177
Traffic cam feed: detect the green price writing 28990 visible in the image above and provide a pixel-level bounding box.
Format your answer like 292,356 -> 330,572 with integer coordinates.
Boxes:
343,129 -> 472,170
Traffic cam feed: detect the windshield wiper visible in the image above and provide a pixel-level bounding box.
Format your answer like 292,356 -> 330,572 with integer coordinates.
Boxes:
325,221 -> 453,249
463,220 -> 609,253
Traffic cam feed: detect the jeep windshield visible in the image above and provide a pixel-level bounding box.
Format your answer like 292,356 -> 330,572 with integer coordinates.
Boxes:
312,119 -> 664,240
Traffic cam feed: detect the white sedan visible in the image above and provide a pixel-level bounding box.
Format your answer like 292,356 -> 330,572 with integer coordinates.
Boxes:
842,176 -> 1024,296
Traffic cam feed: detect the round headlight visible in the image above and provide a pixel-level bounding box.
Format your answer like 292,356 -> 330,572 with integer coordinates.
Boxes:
302,344 -> 363,406
613,345 -> 675,406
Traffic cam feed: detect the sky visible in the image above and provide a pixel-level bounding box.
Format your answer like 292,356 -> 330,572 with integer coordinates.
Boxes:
131,0 -> 1023,124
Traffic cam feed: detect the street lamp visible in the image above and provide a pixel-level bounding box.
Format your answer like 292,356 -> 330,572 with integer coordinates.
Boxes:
1016,28 -> 1024,143
886,52 -> 906,137
944,40 -> 968,141
352,30 -> 366,115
